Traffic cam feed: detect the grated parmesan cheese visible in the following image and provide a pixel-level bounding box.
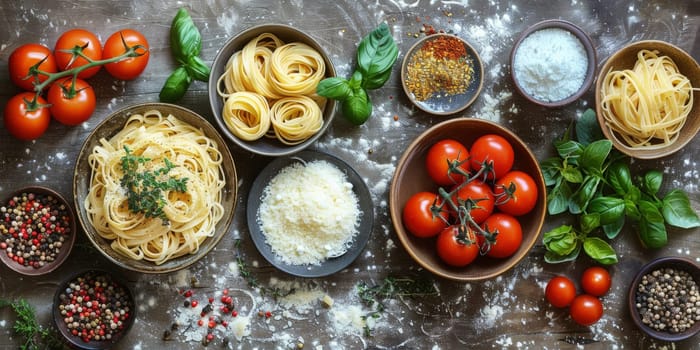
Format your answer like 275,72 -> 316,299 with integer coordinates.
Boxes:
257,160 -> 361,265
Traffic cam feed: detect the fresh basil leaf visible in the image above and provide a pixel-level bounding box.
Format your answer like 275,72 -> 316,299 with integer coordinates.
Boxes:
170,8 -> 202,61
638,200 -> 668,248
569,176 -> 600,214
588,196 -> 625,225
607,161 -> 633,195
555,140 -> 584,164
356,23 -> 398,89
342,89 -> 372,125
540,157 -> 562,187
547,179 -> 572,215
543,225 -> 578,256
317,77 -> 351,100
575,108 -> 604,146
349,70 -> 363,90
624,186 -> 641,203
185,56 -> 210,82
159,66 -> 192,103
662,189 -> 700,228
362,68 -> 393,90
580,213 -> 601,234
603,215 -> 625,239
641,170 -> 663,196
544,243 -> 581,264
583,237 -> 618,265
580,139 -> 612,175
625,199 -> 640,221
561,166 -> 583,184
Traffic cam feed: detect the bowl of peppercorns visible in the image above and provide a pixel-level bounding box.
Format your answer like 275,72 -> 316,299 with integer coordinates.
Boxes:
0,186 -> 76,276
53,269 -> 136,349
628,256 -> 700,342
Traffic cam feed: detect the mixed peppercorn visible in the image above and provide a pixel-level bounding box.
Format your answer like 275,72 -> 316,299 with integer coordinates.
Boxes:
635,267 -> 699,334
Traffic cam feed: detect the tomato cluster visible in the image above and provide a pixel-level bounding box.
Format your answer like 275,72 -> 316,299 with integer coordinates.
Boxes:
402,135 -> 539,267
4,28 -> 150,140
545,266 -> 611,326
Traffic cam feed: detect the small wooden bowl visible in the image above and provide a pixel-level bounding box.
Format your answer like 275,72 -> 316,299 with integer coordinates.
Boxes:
595,40 -> 700,159
0,186 -> 76,276
628,256 -> 700,342
389,118 -> 546,281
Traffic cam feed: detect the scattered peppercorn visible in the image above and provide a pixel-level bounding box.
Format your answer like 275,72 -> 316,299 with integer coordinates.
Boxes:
635,267 -> 699,334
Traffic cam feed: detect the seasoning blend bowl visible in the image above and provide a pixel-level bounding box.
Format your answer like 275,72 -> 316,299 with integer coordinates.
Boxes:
628,257 -> 700,342
73,103 -> 238,273
389,118 -> 546,281
53,270 -> 136,349
595,40 -> 700,159
0,186 -> 76,276
510,19 -> 596,107
401,33 -> 484,115
208,24 -> 337,157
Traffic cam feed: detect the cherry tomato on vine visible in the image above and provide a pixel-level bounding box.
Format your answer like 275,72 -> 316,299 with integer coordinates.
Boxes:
470,134 -> 514,180
481,213 -> 522,258
569,294 -> 603,326
102,29 -> 150,80
47,78 -> 96,126
425,139 -> 470,186
8,43 -> 58,91
581,266 -> 611,297
3,92 -> 51,141
545,275 -> 576,308
402,192 -> 448,238
436,225 -> 479,267
494,170 -> 538,216
451,179 -> 495,224
54,29 -> 103,79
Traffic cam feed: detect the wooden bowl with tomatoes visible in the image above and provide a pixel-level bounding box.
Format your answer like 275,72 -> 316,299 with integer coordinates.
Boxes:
389,118 -> 546,281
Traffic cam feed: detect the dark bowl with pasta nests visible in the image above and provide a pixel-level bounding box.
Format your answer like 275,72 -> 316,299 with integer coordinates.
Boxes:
595,40 -> 700,159
208,24 -> 337,157
73,103 -> 238,273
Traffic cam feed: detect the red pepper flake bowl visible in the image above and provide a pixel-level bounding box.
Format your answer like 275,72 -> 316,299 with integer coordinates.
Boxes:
53,269 -> 136,349
0,186 -> 76,276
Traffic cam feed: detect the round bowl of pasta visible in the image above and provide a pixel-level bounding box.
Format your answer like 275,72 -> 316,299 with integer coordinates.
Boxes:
208,24 -> 337,157
73,103 -> 238,273
595,40 -> 700,159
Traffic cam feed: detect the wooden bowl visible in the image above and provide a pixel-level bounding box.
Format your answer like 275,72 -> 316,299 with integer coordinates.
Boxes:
628,256 -> 700,342
389,118 -> 546,281
73,103 -> 237,273
595,40 -> 700,159
510,19 -> 596,107
0,186 -> 76,276
208,24 -> 336,157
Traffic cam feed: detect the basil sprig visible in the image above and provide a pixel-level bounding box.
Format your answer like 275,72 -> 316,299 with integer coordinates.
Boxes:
317,23 -> 398,125
541,109 -> 700,265
159,8 -> 210,102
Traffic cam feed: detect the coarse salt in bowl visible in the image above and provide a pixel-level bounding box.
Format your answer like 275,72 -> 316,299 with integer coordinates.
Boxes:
510,19 -> 596,107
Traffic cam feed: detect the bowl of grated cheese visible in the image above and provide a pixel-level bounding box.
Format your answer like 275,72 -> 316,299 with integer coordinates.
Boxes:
246,150 -> 373,277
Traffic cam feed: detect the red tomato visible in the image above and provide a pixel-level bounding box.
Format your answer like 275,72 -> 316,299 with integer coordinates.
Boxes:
494,170 -> 538,216
54,29 -> 102,79
402,192 -> 448,238
452,179 -> 495,224
47,78 -> 96,126
481,213 -> 522,258
425,139 -> 470,186
545,276 -> 576,308
436,225 -> 479,267
470,134 -> 514,180
569,294 -> 603,326
581,266 -> 611,297
8,43 -> 58,91
102,29 -> 150,80
3,92 -> 51,140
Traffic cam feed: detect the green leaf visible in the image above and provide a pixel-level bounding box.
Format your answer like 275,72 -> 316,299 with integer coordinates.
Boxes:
356,23 -> 398,90
588,196 -> 625,225
561,166 -> 583,184
580,213 -> 601,234
544,243 -> 581,264
547,179 -> 572,215
569,176 -> 600,214
543,225 -> 578,256
662,189 -> 700,228
603,215 -> 625,239
641,170 -> 663,196
624,186 -> 641,204
575,108 -> 604,146
607,161 -> 633,196
170,8 -> 202,61
638,200 -> 668,248
583,237 -> 618,265
540,157 -> 562,187
580,139 -> 612,175
159,66 -> 192,102
554,140 -> 584,164
342,89 -> 372,125
185,56 -> 210,82
625,199 -> 641,221
317,77 -> 351,100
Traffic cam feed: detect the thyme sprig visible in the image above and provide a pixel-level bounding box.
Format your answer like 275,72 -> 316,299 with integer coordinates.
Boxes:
234,239 -> 293,299
0,299 -> 65,350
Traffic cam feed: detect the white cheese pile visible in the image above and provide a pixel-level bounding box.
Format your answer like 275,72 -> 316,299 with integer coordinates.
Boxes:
257,160 -> 361,265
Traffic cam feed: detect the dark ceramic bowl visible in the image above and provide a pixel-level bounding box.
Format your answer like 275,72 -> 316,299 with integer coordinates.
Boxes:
628,256 -> 700,342
510,19 -> 596,107
53,269 -> 135,349
0,186 -> 76,276
208,24 -> 337,157
389,118 -> 546,281
73,103 -> 237,273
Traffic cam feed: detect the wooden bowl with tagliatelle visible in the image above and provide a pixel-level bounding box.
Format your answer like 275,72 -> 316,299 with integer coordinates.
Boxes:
73,103 -> 238,273
595,40 -> 700,159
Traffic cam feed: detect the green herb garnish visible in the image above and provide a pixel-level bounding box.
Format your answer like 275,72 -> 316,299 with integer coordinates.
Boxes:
0,299 -> 65,350
120,146 -> 188,224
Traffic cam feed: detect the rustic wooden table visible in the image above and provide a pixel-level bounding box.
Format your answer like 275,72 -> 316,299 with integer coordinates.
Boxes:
1,1 -> 698,349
